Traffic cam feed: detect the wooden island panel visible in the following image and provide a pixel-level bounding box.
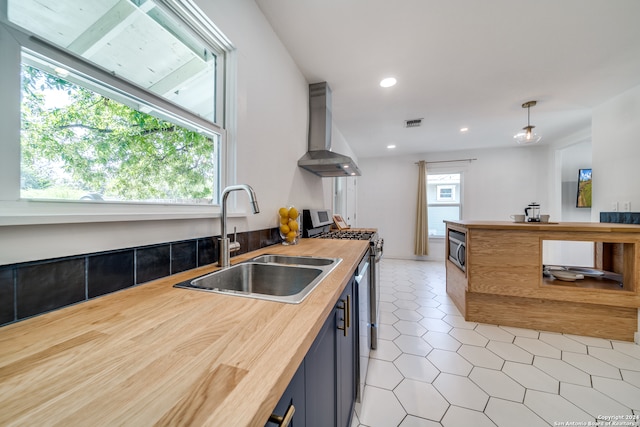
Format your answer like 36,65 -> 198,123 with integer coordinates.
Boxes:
445,259 -> 467,316
445,220 -> 640,342
468,229 -> 541,294
466,293 -> 638,340
595,242 -> 637,292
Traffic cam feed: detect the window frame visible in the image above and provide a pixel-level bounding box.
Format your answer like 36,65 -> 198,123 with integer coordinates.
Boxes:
0,0 -> 236,226
427,171 -> 464,238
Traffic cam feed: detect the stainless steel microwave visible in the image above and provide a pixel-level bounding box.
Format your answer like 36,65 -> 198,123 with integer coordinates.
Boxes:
448,229 -> 466,271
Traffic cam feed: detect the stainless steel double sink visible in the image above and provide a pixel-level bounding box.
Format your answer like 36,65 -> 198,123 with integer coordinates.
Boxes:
174,254 -> 342,304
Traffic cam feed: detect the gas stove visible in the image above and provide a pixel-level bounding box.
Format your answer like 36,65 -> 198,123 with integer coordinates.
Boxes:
314,230 -> 377,241
302,209 -> 379,241
301,209 -> 383,259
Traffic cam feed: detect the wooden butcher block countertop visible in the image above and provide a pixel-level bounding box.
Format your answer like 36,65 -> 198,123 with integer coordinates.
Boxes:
445,220 -> 640,233
0,238 -> 369,427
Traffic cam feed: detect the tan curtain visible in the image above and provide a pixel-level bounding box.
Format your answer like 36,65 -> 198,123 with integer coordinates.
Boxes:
414,160 -> 429,255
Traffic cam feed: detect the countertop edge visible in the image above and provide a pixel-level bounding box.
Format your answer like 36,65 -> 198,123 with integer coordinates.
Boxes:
444,220 -> 640,233
0,239 -> 370,427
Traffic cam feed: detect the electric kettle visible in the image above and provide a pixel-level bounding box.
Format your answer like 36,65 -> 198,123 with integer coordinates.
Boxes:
525,202 -> 540,222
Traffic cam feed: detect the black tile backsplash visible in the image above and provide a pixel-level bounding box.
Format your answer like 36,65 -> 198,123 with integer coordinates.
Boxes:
0,268 -> 14,325
198,237 -> 216,266
600,212 -> 640,224
0,227 -> 280,326
88,250 -> 135,298
136,244 -> 171,284
16,258 -> 85,320
236,232 -> 249,255
171,241 -> 197,274
262,228 -> 281,248
248,230 -> 261,252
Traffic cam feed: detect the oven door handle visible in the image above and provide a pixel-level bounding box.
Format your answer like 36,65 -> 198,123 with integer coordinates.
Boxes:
372,239 -> 384,262
355,261 -> 369,283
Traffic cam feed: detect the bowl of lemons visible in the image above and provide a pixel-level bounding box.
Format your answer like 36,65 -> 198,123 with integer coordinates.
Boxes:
278,206 -> 300,245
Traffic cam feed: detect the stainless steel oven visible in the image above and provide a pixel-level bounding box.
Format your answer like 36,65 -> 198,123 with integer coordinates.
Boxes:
448,229 -> 466,271
368,237 -> 383,349
354,252 -> 369,402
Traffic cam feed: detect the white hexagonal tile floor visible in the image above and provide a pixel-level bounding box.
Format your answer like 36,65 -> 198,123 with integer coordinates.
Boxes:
351,259 -> 640,427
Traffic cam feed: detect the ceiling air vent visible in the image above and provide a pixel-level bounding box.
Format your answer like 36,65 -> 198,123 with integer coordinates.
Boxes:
404,118 -> 423,128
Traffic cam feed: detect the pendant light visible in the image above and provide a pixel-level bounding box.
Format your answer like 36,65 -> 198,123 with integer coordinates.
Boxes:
514,100 -> 542,144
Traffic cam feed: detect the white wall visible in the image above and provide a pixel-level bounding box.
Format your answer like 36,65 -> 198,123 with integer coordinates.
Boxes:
358,84 -> 640,262
331,126 -> 359,226
357,145 -> 549,260
543,131 -> 593,267
559,140 -> 592,222
592,84 -> 640,217
0,0 -> 333,265
201,0 -> 331,225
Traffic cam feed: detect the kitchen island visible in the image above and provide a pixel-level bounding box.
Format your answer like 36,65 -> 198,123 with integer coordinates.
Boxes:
444,220 -> 640,342
0,238 -> 369,426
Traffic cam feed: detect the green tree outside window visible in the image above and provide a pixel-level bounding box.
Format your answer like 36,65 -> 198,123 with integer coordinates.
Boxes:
21,64 -> 217,204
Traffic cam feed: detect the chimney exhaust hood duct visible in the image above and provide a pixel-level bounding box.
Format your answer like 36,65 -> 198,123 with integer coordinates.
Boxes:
298,82 -> 361,177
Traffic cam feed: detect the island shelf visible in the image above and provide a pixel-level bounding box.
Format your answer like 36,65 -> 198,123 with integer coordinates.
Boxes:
444,221 -> 640,342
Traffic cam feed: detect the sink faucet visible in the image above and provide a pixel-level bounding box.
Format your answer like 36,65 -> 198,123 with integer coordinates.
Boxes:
218,184 -> 260,268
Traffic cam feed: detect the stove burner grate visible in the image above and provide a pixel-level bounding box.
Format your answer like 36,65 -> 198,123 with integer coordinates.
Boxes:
314,231 -> 375,241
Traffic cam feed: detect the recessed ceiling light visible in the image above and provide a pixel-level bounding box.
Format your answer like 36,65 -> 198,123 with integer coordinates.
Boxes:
460,127 -> 469,133
380,77 -> 397,88
387,144 -> 396,149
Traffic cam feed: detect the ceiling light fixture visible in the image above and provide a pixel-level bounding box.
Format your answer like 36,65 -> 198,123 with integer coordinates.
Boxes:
514,100 -> 542,144
387,144 -> 396,149
460,127 -> 469,133
380,77 -> 397,88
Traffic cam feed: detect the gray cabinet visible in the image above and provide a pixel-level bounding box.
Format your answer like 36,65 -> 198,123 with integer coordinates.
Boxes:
305,303 -> 337,427
268,277 -> 357,427
266,360 -> 305,426
336,278 -> 356,427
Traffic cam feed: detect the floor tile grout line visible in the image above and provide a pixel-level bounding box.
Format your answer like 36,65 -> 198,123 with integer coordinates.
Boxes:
357,259 -> 639,427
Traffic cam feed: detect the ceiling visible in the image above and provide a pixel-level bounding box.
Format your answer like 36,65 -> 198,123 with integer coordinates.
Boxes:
254,0 -> 640,159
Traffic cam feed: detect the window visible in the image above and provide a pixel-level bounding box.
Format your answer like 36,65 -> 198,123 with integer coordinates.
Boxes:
2,0 -> 231,207
427,173 -> 461,237
436,184 -> 456,202
20,53 -> 219,203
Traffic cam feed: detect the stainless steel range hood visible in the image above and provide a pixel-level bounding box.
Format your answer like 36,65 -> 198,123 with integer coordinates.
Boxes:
298,82 -> 361,177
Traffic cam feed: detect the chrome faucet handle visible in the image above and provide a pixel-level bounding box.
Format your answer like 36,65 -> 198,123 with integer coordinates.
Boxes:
218,184 -> 259,268
230,227 -> 240,253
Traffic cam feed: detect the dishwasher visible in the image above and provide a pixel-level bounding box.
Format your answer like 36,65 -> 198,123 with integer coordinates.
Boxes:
354,252 -> 370,402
